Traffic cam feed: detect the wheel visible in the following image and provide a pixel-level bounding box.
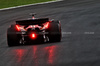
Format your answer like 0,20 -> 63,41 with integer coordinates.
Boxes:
48,20 -> 62,42
7,25 -> 20,47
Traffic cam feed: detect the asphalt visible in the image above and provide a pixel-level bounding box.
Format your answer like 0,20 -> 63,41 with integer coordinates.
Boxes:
0,0 -> 100,66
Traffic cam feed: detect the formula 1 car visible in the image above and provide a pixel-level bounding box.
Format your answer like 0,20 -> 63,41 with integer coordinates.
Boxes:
7,14 -> 62,46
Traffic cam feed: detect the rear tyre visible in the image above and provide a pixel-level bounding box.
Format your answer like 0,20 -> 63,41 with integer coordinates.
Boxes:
48,20 -> 62,42
7,25 -> 20,47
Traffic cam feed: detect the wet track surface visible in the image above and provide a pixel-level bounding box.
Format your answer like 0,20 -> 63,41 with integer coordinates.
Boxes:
0,0 -> 100,66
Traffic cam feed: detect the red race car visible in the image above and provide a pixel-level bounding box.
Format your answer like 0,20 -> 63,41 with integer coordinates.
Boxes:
7,14 -> 62,46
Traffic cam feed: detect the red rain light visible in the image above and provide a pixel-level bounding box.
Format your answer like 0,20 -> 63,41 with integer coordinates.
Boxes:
30,33 -> 37,39
32,34 -> 35,38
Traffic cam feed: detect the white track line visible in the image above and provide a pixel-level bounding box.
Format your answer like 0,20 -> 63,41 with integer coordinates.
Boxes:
0,0 -> 63,11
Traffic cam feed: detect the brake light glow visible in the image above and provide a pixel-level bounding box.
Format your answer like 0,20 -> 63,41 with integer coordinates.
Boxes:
44,22 -> 49,29
16,25 -> 20,31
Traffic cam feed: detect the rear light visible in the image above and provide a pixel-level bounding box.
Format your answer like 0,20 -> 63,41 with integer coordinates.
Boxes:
30,33 -> 37,39
32,34 -> 35,38
16,25 -> 20,31
44,22 -> 49,29
32,16 -> 35,19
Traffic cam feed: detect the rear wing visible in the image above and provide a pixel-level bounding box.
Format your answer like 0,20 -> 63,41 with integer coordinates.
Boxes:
16,18 -> 49,25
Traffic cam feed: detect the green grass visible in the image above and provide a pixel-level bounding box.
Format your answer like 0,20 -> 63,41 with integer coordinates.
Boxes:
0,0 -> 54,9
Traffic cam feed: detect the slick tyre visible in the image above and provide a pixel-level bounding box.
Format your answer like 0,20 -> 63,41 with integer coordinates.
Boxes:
48,20 -> 62,42
7,25 -> 20,47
